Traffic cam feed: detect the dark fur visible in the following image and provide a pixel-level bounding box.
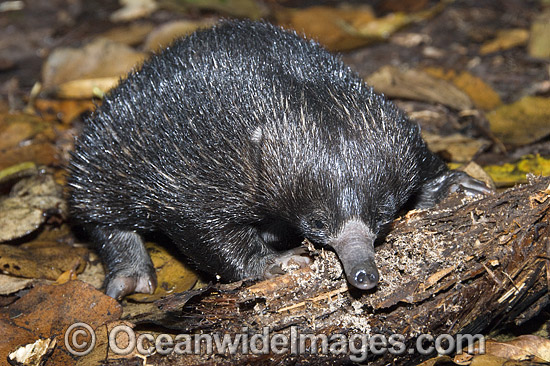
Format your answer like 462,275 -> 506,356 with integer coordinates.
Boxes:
68,20 -> 489,299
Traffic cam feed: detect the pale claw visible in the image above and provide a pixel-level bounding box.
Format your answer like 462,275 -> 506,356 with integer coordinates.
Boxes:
264,247 -> 311,278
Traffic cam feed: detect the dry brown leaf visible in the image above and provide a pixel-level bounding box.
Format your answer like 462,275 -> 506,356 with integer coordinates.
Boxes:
416,355 -> 456,366
468,354 -> 518,366
127,242 -> 198,302
55,77 -> 120,99
74,251 -> 105,290
351,12 -> 413,40
378,0 -> 429,13
423,68 -> 502,110
504,335 -> 550,361
482,336 -> 550,362
351,0 -> 448,39
144,19 -> 217,52
0,162 -> 38,184
100,22 -> 155,46
0,143 -> 60,171
0,116 -> 38,150
0,280 -> 122,365
56,266 -> 83,284
41,38 -> 146,91
0,112 -> 55,151
75,320 -> 143,365
487,96 -> 550,145
422,132 -> 489,163
367,66 -> 473,110
277,6 -> 377,51
0,241 -> 88,280
32,223 -> 73,242
279,1 -> 448,51
528,10 -> 550,59
483,155 -> 550,188
480,28 -> 530,55
34,99 -> 96,125
0,111 -> 61,170
110,0 -> 158,22
453,350 -> 474,364
0,173 -> 67,242
0,274 -> 34,296
171,0 -> 265,19
7,337 -> 57,366
0,319 -> 36,364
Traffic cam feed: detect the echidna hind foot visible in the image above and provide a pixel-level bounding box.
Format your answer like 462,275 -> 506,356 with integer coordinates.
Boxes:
90,227 -> 157,300
105,271 -> 157,300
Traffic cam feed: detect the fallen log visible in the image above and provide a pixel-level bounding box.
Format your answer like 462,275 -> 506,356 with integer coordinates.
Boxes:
120,176 -> 550,366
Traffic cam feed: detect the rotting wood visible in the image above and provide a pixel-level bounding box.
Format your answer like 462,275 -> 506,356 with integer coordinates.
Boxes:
119,176 -> 550,366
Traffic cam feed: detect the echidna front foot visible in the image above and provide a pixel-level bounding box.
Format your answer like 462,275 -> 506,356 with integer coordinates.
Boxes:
414,170 -> 493,209
264,247 -> 311,278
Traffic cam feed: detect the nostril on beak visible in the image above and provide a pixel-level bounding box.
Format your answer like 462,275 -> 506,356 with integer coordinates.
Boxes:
354,269 -> 379,290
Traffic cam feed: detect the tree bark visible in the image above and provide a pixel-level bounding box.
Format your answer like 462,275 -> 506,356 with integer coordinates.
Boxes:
119,176 -> 550,366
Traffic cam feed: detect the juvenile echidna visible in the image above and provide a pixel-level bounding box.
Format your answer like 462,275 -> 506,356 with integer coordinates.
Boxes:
68,20 -> 490,300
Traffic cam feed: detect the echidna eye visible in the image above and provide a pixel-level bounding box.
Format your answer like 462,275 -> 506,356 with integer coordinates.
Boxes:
313,220 -> 325,230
